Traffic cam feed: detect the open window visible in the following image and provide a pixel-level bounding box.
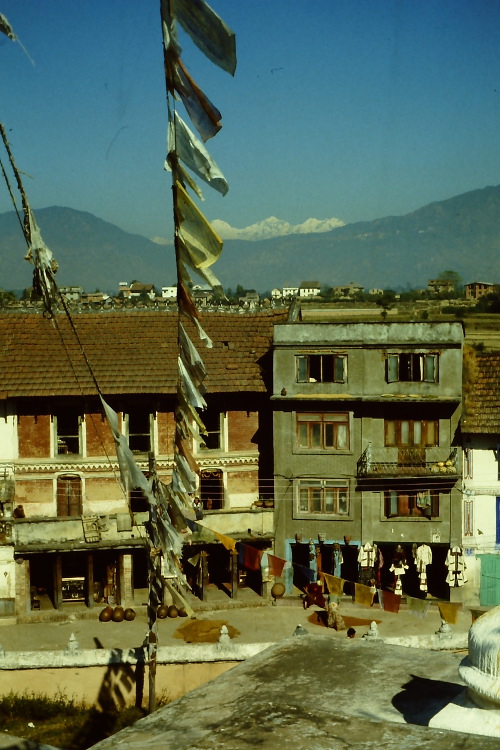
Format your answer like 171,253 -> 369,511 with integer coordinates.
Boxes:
296,354 -> 347,383
384,489 -> 438,518
199,408 -> 224,451
55,410 -> 82,455
386,353 -> 438,383
127,410 -> 152,453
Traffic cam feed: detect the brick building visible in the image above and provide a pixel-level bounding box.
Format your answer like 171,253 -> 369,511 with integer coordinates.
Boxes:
0,310 -> 284,615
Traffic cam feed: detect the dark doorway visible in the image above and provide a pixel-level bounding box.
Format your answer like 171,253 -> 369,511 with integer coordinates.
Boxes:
291,542 -> 313,591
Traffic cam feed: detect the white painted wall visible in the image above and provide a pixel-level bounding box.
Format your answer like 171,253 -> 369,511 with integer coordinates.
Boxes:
0,401 -> 18,460
0,546 -> 15,599
462,438 -> 500,605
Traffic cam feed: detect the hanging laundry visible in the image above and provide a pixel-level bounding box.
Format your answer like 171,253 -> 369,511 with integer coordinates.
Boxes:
445,546 -> 468,587
170,0 -> 237,75
414,544 -> 433,593
267,554 -> 287,577
389,545 -> 408,595
358,542 -> 377,586
332,543 -> 343,577
168,112 -> 229,195
358,542 -> 377,568
416,491 -> 431,509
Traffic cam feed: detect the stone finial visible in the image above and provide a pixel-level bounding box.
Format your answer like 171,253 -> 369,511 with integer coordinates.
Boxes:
218,625 -> 231,646
435,619 -> 452,638
65,632 -> 81,652
293,624 -> 308,636
363,621 -> 380,640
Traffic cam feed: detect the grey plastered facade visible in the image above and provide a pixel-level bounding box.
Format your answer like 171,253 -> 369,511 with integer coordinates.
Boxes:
272,321 -> 464,599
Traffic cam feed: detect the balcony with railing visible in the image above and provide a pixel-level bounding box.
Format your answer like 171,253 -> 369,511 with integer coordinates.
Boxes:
357,444 -> 459,478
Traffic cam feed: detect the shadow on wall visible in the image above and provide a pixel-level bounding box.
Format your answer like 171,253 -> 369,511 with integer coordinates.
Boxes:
392,674 -> 464,726
69,637 -> 149,748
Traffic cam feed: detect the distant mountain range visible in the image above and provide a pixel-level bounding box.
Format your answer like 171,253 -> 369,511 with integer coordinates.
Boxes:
1,185 -> 500,293
210,215 -> 345,241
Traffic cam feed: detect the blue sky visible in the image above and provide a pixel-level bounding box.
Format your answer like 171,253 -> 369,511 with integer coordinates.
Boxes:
2,1 -> 500,241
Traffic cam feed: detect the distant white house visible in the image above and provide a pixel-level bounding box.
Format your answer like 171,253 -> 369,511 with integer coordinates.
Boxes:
161,286 -> 177,299
298,281 -> 321,298
271,288 -> 282,299
368,288 -> 384,296
282,286 -> 299,298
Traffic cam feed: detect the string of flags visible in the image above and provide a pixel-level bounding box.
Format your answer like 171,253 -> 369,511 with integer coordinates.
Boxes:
190,518 -> 462,623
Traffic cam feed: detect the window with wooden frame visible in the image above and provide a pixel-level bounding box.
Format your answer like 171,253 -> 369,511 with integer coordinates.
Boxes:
296,479 -> 349,518
384,419 -> 439,447
199,408 -> 224,451
386,353 -> 438,383
57,474 -> 82,517
296,413 -> 350,451
296,353 -> 347,383
384,489 -> 439,518
55,410 -> 82,455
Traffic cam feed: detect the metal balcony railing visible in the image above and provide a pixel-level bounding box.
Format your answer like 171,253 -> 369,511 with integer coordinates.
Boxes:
357,445 -> 458,477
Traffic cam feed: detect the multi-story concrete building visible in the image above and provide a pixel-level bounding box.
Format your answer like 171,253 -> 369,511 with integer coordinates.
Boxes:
272,319 -> 464,601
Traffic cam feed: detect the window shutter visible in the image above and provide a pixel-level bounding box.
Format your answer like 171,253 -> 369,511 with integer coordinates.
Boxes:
424,354 -> 437,382
386,355 -> 398,382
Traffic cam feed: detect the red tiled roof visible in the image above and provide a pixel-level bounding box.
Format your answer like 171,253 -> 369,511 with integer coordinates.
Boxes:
462,350 -> 500,434
0,310 -> 286,398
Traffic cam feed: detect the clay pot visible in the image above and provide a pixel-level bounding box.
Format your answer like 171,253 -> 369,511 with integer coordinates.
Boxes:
112,606 -> 124,622
271,583 -> 285,599
168,605 -> 179,618
99,606 -> 113,622
157,604 -> 169,619
124,608 -> 136,621
178,607 -> 188,617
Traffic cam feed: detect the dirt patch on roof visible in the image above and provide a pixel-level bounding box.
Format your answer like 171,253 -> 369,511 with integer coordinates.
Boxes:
174,619 -> 240,643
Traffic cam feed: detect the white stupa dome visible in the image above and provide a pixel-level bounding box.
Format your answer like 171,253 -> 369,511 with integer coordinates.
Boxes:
459,605 -> 500,709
